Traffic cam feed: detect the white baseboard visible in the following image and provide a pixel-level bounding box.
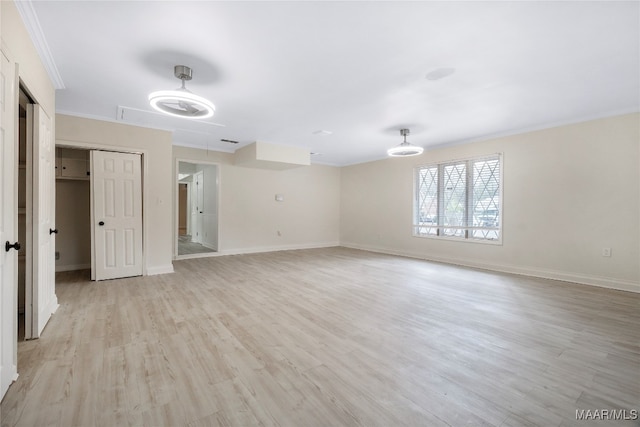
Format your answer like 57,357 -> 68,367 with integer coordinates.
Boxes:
201,242 -> 218,251
146,264 -> 175,276
0,365 -> 18,401
217,242 -> 340,257
174,242 -> 340,261
56,263 -> 177,277
55,263 -> 90,272
37,299 -> 60,337
176,252 -> 217,261
341,242 -> 640,294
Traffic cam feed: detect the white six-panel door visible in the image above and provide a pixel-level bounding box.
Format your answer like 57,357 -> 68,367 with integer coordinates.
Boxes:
0,48 -> 18,399
92,150 -> 143,281
30,105 -> 58,338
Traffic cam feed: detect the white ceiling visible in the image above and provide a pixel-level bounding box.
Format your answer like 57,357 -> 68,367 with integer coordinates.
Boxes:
24,1 -> 640,166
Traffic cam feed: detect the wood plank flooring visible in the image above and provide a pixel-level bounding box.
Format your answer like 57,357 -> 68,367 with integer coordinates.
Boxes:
1,247 -> 638,426
178,235 -> 216,256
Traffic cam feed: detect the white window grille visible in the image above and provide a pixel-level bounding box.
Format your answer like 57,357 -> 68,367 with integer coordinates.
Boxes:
414,154 -> 502,242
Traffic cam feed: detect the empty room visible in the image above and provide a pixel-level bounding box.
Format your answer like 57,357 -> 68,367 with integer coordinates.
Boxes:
0,1 -> 638,426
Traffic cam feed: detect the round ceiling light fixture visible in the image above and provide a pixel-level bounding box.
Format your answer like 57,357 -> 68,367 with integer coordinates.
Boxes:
387,128 -> 424,157
149,65 -> 215,119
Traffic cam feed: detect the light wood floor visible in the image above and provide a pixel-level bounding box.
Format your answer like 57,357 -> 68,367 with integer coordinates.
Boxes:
178,235 -> 216,256
1,247 -> 638,426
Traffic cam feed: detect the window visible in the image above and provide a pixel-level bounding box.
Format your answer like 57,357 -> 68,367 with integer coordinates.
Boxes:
415,154 -> 502,242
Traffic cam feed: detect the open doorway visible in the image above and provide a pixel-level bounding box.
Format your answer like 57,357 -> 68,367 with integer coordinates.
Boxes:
18,88 -> 58,341
17,88 -> 33,342
175,160 -> 219,258
54,147 -> 91,275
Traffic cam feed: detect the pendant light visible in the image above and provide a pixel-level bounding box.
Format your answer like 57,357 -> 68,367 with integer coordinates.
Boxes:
387,128 -> 424,157
149,65 -> 215,119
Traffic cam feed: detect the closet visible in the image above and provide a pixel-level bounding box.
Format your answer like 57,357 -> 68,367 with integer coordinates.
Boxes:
54,148 -> 91,272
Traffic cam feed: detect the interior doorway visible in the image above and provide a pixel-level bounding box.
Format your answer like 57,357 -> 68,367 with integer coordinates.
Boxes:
54,147 -> 145,281
175,160 -> 219,258
17,88 -> 33,342
16,86 -> 58,341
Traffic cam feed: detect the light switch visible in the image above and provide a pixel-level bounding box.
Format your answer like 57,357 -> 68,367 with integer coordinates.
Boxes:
275,194 -> 284,202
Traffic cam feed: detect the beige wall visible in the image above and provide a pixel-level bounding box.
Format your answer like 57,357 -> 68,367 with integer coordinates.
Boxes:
1,1 -> 55,117
56,114 -> 174,275
341,113 -> 640,292
52,113 -> 639,292
173,146 -> 341,254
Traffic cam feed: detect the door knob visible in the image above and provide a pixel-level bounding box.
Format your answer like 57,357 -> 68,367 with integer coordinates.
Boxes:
98,221 -> 105,226
5,241 -> 21,252
49,228 -> 59,235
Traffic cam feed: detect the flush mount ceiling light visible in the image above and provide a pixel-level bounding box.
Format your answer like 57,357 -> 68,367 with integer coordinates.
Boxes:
387,128 -> 424,157
149,65 -> 215,119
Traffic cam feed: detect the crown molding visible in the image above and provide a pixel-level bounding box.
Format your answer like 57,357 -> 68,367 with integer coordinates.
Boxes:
14,0 -> 65,89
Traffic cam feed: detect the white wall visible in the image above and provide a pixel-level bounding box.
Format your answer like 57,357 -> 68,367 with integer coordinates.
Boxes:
173,146 -> 341,255
341,113 -> 640,292
56,114 -> 174,275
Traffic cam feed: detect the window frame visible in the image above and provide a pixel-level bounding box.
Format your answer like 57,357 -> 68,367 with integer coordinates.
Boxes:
413,153 -> 503,245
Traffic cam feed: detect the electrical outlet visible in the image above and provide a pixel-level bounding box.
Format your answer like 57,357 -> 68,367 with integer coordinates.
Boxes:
602,247 -> 611,257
